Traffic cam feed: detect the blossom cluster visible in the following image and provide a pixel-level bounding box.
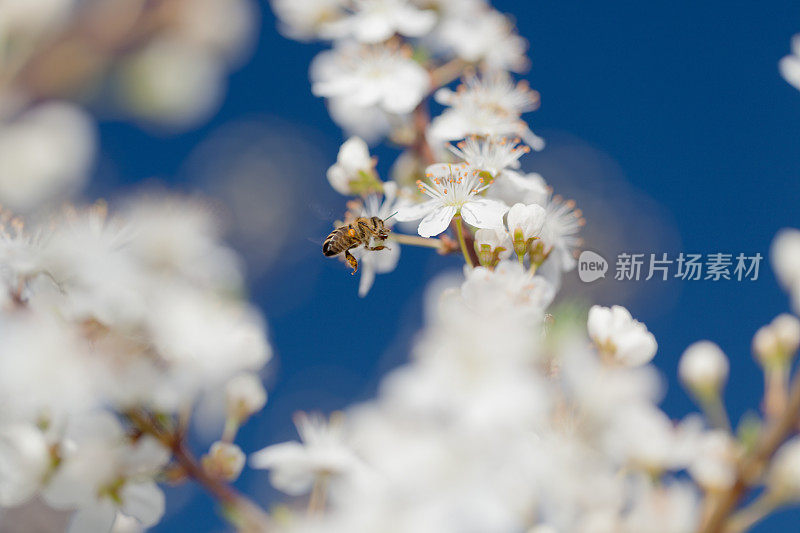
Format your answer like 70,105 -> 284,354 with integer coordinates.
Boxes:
0,197 -> 271,530
250,3 -> 800,533
0,2 -> 275,531
0,0 -> 256,213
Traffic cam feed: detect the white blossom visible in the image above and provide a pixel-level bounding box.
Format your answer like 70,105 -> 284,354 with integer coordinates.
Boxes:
473,227 -> 512,266
0,102 -> 95,212
448,136 -> 529,177
679,341 -> 729,396
506,202 -> 546,244
226,373 -> 268,422
327,137 -> 376,195
587,305 -> 658,367
437,8 -> 528,72
311,42 -> 429,116
120,37 -> 224,128
202,441 -> 246,481
430,73 -> 544,150
0,423 -> 50,507
539,191 -> 584,273
326,0 -> 437,43
688,430 -> 739,492
250,412 -> 358,496
768,436 -> 800,500
43,413 -> 169,533
780,34 -> 800,90
270,0 -> 346,41
486,170 -> 549,206
395,163 -> 507,237
771,228 -> 800,310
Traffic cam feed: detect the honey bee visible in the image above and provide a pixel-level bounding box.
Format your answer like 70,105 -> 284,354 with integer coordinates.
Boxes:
323,216 -> 390,274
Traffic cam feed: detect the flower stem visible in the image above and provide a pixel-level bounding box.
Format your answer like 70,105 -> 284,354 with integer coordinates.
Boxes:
726,492 -> 781,533
700,371 -> 800,533
391,233 -> 443,250
454,214 -> 474,268
699,393 -> 732,433
127,410 -> 271,532
307,475 -> 328,516
429,58 -> 468,89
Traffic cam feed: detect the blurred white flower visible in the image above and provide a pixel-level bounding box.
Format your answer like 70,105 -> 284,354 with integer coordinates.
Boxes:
270,0 -> 346,41
679,341 -> 729,397
202,441 -> 246,481
448,136 -> 529,177
0,0 -> 75,37
587,305 -> 658,367
327,137 -> 376,194
0,313 -> 97,425
438,8 -> 528,72
771,229 -> 800,310
486,170 -> 549,206
768,436 -> 800,500
120,38 -> 224,129
226,373 -> 268,423
147,286 -> 271,410
327,97 -> 393,144
327,0 -> 436,43
0,102 -> 95,212
43,413 -> 169,533
121,195 -> 243,291
430,73 -> 543,150
460,260 -> 554,318
395,163 -> 507,237
39,206 -> 147,328
172,0 -> 257,63
0,423 -> 50,507
311,42 -> 430,116
687,430 -> 739,492
539,191 -> 583,273
754,313 -> 800,367
622,481 -> 700,533
780,34 -> 800,90
250,412 -> 358,496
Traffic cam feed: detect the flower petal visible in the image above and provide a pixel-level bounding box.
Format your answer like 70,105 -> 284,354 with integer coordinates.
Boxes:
68,502 -> 116,533
394,200 -> 437,222
120,481 -> 165,527
418,206 -> 457,238
461,199 -> 507,229
358,264 -> 376,298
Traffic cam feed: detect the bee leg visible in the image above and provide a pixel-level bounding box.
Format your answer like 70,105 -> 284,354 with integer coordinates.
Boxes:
344,250 -> 358,274
366,245 -> 388,251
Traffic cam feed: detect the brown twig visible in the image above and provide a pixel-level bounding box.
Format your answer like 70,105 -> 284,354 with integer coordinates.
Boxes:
700,373 -> 800,533
127,410 -> 271,532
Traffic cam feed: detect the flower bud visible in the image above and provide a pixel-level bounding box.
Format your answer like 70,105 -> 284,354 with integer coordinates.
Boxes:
587,305 -> 657,366
473,228 -> 511,267
201,441 -> 245,481
768,437 -> 800,500
326,137 -> 378,195
679,341 -> 729,397
773,314 -> 800,354
753,314 -> 800,368
226,373 -> 267,423
506,203 -> 546,258
771,229 -> 800,291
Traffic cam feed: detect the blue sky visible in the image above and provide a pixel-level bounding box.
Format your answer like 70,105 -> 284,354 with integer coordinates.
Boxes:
95,2 -> 800,531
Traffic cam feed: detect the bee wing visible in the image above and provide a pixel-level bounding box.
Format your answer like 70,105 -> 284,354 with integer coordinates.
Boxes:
308,201 -> 338,222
